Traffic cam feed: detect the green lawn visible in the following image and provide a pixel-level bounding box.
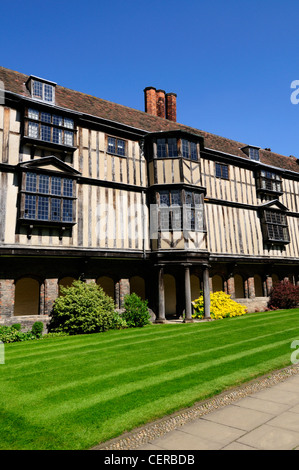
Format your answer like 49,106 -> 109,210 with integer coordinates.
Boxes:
1,309 -> 299,450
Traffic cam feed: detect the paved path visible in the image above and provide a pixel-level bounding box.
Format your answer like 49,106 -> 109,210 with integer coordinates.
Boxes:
137,373 -> 299,450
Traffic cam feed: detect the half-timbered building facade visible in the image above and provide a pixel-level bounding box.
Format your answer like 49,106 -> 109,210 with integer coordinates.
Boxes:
0,67 -> 298,327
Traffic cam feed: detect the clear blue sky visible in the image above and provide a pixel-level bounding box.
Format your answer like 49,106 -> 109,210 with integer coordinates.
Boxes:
2,0 -> 299,157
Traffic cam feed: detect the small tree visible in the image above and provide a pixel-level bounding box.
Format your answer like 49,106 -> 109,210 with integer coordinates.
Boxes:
122,293 -> 150,327
268,280 -> 299,310
48,280 -> 118,335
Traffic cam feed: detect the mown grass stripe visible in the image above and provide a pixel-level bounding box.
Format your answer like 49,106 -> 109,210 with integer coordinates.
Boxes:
4,323 -> 299,405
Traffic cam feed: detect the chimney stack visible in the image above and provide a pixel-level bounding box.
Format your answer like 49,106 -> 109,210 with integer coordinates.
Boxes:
144,87 -> 177,122
156,89 -> 166,118
166,92 -> 177,122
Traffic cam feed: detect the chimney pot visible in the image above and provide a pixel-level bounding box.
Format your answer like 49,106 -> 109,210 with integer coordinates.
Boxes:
144,87 -> 157,116
156,89 -> 166,118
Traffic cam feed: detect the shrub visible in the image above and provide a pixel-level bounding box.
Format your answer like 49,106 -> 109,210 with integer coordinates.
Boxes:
11,323 -> 21,331
121,293 -> 150,327
32,321 -> 44,338
48,280 -> 118,335
192,291 -> 247,320
268,280 -> 299,310
0,325 -> 35,343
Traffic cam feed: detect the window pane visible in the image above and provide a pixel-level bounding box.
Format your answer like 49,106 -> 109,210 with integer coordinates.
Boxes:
53,115 -> 63,126
28,122 -> 39,139
28,109 -> 39,120
44,84 -> 53,102
37,196 -> 49,220
51,198 -> 61,221
185,191 -> 193,206
170,190 -> 181,206
117,139 -> 125,156
39,175 -> 49,194
215,163 -> 222,178
63,199 -> 73,222
159,191 -> 170,206
182,139 -> 189,158
51,177 -> 61,196
172,207 -> 182,230
168,138 -> 177,157
157,139 -> 166,158
25,173 -> 37,192
63,178 -> 73,197
190,142 -> 197,161
108,137 -> 116,153
160,207 -> 171,230
33,81 -> 43,99
41,112 -> 51,123
53,128 -> 62,144
24,194 -> 36,219
41,125 -> 51,142
64,118 -> 74,129
222,165 -> 229,179
64,131 -> 74,146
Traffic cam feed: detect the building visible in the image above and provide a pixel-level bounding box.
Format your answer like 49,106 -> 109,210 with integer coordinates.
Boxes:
0,66 -> 298,328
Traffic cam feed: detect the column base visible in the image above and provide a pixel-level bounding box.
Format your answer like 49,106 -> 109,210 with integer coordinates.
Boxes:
155,319 -> 167,324
183,318 -> 194,323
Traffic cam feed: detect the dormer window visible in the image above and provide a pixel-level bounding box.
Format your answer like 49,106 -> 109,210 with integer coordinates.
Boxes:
26,76 -> 56,104
241,145 -> 260,161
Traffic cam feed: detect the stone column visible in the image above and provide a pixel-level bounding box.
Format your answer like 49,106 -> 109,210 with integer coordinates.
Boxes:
44,279 -> 59,315
156,265 -> 166,323
119,279 -> 130,308
0,279 -> 15,320
248,276 -> 255,299
183,264 -> 193,323
203,264 -> 211,319
227,274 -> 235,299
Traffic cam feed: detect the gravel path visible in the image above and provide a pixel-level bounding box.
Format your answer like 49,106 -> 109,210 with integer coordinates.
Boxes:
92,363 -> 299,450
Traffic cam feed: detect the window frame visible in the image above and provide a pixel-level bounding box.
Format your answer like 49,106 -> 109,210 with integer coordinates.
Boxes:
24,108 -> 76,149
215,162 -> 229,180
19,171 -> 77,226
261,209 -> 290,245
106,135 -> 127,157
155,137 -> 199,161
31,80 -> 55,104
257,170 -> 283,195
156,188 -> 205,232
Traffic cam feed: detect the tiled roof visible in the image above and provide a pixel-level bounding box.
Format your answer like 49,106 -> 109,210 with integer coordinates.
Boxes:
1,66 -> 299,174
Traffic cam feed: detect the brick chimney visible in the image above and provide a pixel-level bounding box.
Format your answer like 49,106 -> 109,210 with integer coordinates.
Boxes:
144,87 -> 157,116
166,93 -> 177,122
144,87 -> 177,121
156,89 -> 166,118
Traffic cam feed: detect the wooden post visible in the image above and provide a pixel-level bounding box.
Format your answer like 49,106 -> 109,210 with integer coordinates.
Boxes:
156,265 -> 166,323
183,264 -> 193,323
203,264 -> 211,319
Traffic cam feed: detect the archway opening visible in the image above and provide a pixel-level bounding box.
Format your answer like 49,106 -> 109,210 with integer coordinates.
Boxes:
254,274 -> 263,297
97,276 -> 114,300
190,274 -> 201,301
164,274 -> 177,316
130,276 -> 145,300
58,277 -> 76,296
14,278 -> 40,316
212,274 -> 224,292
234,274 -> 245,298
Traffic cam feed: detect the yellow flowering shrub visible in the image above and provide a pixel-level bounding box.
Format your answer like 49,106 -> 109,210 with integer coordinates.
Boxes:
192,291 -> 247,320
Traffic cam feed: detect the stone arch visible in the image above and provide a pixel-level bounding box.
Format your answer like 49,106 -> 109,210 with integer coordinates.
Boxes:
234,274 -> 245,298
130,276 -> 145,300
14,277 -> 40,316
254,274 -> 263,297
58,277 -> 76,296
212,274 -> 224,292
164,274 -> 177,316
97,276 -> 114,299
190,274 -> 201,301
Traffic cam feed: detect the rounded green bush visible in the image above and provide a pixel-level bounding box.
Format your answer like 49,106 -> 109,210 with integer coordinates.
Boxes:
48,280 -> 118,335
121,293 -> 150,328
